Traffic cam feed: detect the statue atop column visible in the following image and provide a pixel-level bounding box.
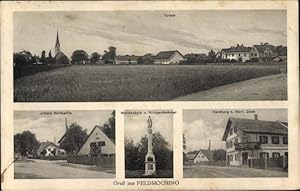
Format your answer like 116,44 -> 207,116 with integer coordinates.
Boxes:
144,115 -> 156,176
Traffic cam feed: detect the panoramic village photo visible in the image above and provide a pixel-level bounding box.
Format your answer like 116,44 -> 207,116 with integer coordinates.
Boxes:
183,109 -> 288,178
13,10 -> 287,102
14,110 -> 116,179
124,110 -> 174,178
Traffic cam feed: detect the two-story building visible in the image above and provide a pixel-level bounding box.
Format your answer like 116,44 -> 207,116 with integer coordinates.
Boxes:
221,44 -> 251,62
250,42 -> 278,62
222,115 -> 288,166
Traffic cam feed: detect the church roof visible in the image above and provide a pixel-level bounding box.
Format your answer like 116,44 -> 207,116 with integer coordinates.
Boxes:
55,31 -> 60,47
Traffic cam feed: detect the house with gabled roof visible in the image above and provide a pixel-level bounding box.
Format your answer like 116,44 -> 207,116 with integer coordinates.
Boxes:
185,149 -> 214,164
154,50 -> 185,64
250,42 -> 278,62
77,125 -> 115,156
222,114 -> 288,166
221,44 -> 251,62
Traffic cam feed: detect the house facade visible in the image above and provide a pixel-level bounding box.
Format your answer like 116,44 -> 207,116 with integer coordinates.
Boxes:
185,149 -> 213,164
37,141 -> 59,157
154,50 -> 185,64
221,44 -> 251,62
77,125 -> 115,156
250,42 -> 278,62
116,55 -> 139,64
222,115 -> 288,166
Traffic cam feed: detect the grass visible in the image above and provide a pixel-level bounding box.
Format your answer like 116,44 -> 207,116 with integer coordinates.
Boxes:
14,64 -> 286,102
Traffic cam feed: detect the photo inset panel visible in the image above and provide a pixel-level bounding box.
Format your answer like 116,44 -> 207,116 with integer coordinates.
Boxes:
124,110 -> 174,178
14,110 -> 115,179
183,109 -> 288,178
14,10 -> 287,102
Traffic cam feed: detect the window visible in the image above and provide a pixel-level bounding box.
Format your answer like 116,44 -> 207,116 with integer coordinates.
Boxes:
272,152 -> 280,158
259,136 -> 268,144
232,54 -> 234,57
228,155 -> 233,161
98,141 -> 105,146
230,141 -> 233,148
283,137 -> 288,144
234,126 -> 237,133
255,53 -> 257,56
235,154 -> 239,161
244,53 -> 246,56
239,54 -> 241,56
234,138 -> 238,144
229,128 -> 233,135
271,136 -> 279,144
243,135 -> 250,143
260,152 -> 269,158
251,53 -> 253,56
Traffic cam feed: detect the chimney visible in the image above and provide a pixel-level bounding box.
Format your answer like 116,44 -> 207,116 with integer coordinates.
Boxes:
254,114 -> 258,120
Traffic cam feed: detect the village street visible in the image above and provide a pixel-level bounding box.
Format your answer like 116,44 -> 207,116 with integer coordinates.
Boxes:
183,165 -> 288,178
14,159 -> 115,179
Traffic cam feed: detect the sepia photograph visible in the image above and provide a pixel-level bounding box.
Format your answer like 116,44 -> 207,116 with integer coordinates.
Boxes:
124,110 -> 174,178
183,109 -> 288,178
14,110 -> 116,179
13,10 -> 287,102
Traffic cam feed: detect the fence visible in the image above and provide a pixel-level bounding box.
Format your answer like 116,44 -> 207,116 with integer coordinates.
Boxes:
67,155 -> 115,168
186,161 -> 226,167
249,156 -> 287,170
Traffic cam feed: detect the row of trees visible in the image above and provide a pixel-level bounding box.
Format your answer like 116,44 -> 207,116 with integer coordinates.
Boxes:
13,46 -> 117,67
125,132 -> 173,171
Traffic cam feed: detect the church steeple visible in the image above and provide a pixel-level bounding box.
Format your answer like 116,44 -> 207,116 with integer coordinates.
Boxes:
65,117 -> 69,132
55,30 -> 60,55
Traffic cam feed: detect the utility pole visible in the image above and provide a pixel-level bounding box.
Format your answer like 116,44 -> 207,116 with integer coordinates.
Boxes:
208,139 -> 211,166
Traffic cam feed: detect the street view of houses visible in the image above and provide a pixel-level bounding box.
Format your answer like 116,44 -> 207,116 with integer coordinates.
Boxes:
14,110 -> 115,179
183,109 -> 288,178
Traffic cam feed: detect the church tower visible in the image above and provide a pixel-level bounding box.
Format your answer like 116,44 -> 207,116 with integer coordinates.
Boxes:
55,30 -> 61,55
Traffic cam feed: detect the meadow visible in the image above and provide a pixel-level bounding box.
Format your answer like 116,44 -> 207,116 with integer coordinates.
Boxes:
14,64 -> 286,102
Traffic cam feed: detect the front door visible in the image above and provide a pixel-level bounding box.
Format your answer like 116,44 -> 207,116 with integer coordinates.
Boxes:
242,152 -> 248,165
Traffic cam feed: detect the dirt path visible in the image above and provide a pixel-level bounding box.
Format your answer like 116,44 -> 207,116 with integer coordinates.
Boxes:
14,159 -> 115,179
183,165 -> 288,178
173,73 -> 287,101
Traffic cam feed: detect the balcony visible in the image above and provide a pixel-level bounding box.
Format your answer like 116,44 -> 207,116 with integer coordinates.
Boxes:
234,142 -> 260,150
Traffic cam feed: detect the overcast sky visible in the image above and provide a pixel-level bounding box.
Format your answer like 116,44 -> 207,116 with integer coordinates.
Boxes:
14,110 -> 113,143
183,109 -> 287,152
14,10 -> 286,57
124,110 -> 173,149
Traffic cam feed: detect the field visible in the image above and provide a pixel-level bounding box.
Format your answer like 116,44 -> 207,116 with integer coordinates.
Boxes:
14,64 -> 286,102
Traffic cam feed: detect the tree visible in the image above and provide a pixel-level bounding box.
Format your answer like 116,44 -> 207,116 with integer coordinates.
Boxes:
60,123 -> 88,156
125,132 -> 173,171
71,50 -> 89,64
102,46 -> 116,64
102,111 -> 115,143
48,50 -> 53,59
90,52 -> 101,64
14,131 -> 39,156
41,50 -> 46,64
13,51 -> 34,67
213,149 -> 226,161
208,50 -> 216,62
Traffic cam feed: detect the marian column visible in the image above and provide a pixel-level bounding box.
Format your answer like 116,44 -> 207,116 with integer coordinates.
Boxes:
144,116 -> 156,175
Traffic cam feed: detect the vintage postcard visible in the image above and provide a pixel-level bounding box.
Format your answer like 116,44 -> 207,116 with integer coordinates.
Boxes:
1,0 -> 299,191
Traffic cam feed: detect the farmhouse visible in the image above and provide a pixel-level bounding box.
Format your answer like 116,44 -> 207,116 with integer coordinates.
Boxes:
77,125 -> 115,156
250,42 -> 277,62
116,55 -> 139,64
184,53 -> 209,63
154,50 -> 185,64
221,44 -> 251,62
185,149 -> 214,164
222,115 -> 288,166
